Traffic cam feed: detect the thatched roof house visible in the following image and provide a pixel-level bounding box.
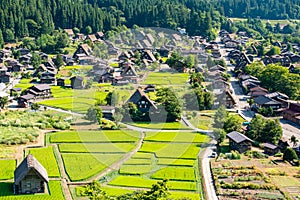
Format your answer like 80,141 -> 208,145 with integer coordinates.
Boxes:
14,154 -> 49,194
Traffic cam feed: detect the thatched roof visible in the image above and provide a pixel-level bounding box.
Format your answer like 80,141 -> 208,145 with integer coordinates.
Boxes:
14,154 -> 49,185
127,88 -> 157,109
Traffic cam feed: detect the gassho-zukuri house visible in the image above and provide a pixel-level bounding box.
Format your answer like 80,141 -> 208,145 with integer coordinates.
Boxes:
14,154 -> 49,194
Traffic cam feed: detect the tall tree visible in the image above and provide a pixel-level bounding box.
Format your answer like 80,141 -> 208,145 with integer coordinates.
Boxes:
213,105 -> 227,129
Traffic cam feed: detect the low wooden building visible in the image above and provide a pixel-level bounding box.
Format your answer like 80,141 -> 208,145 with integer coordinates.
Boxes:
14,154 -> 49,194
17,94 -> 35,108
227,131 -> 253,153
283,103 -> 300,125
70,76 -> 84,89
57,78 -> 65,87
100,106 -> 115,120
263,143 -> 280,155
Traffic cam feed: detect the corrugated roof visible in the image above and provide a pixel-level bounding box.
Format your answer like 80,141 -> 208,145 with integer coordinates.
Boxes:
227,131 -> 253,144
263,143 -> 278,150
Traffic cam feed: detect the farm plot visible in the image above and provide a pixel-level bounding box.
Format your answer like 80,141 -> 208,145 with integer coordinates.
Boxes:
212,160 -> 286,199
151,166 -> 195,181
139,142 -> 201,159
62,153 -> 124,181
0,181 -> 64,200
49,130 -> 141,181
108,176 -> 197,191
29,146 -> 60,177
119,165 -> 154,175
58,143 -> 136,153
40,87 -> 131,113
129,121 -> 191,130
0,160 -> 15,180
157,158 -> 195,166
107,132 -> 208,194
143,72 -> 189,85
145,132 -> 209,143
49,130 -> 139,143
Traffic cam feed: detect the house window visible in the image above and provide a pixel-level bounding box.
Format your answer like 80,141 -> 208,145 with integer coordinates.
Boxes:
141,101 -> 145,104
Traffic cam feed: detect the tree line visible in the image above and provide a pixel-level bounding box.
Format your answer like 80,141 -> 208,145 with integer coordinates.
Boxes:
3,0 -> 300,44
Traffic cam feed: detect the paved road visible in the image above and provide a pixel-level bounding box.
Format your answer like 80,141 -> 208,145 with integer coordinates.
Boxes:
280,119 -> 300,144
201,141 -> 218,200
40,105 -> 85,117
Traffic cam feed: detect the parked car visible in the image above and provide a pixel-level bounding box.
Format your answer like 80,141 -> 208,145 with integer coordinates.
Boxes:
211,152 -> 217,158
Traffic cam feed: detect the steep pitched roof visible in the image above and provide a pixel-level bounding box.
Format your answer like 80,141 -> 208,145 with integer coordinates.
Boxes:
14,154 -> 49,185
227,131 -> 253,144
121,65 -> 137,77
254,95 -> 281,105
265,92 -> 289,100
79,44 -> 92,56
127,88 -> 157,109
250,86 -> 268,92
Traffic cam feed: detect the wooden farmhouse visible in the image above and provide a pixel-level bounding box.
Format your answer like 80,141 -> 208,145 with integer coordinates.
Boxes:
127,88 -> 157,112
283,103 -> 300,125
263,143 -> 280,155
14,154 -> 49,194
227,131 -> 253,153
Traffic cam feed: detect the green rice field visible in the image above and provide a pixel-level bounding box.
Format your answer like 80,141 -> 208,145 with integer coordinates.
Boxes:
29,146 -> 60,177
0,181 -> 64,200
0,160 -> 15,180
142,72 -> 189,85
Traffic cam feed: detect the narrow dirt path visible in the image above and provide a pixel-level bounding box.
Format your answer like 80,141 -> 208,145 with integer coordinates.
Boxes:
68,131 -> 145,186
52,144 -> 73,200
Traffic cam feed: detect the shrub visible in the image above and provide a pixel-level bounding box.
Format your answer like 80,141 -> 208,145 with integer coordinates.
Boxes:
283,148 -> 298,161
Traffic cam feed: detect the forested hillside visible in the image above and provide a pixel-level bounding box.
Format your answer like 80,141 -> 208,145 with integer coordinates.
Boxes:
215,0 -> 300,20
0,0 -> 300,42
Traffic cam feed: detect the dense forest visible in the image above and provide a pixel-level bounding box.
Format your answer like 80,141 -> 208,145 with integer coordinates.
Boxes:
0,0 -> 300,42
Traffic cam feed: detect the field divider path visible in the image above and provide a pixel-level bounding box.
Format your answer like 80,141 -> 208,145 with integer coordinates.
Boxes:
52,144 -> 73,200
68,131 -> 145,186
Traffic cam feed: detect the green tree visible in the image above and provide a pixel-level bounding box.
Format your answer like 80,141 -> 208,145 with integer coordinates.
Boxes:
203,91 -> 214,110
0,97 -> 8,109
54,54 -> 64,69
85,26 -> 93,35
283,148 -> 298,161
247,115 -> 282,144
80,180 -> 108,200
156,88 -> 182,122
30,52 -> 42,69
290,135 -> 299,147
266,46 -> 281,56
4,29 -> 14,42
213,128 -> 226,145
31,103 -> 40,111
0,29 -> 4,48
86,106 -> 103,125
213,105 -> 227,129
223,115 -> 243,133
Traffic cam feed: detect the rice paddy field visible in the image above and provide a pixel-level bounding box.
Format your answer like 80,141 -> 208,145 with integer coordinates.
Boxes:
39,86 -> 132,113
128,121 -> 191,130
48,130 -> 141,181
142,72 -> 189,85
28,146 -> 60,178
0,181 -> 64,200
106,131 -> 209,197
0,160 -> 15,180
